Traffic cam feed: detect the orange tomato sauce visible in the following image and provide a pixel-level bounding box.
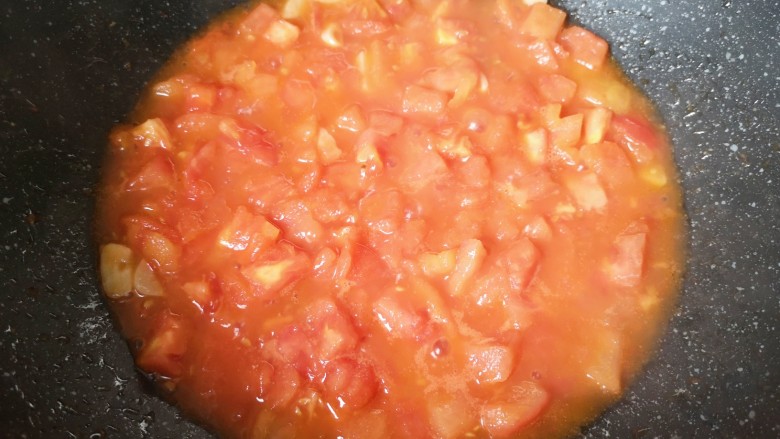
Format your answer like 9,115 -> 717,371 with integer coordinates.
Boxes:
96,1 -> 686,438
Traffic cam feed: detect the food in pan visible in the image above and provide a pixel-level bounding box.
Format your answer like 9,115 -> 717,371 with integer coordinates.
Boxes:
96,0 -> 685,437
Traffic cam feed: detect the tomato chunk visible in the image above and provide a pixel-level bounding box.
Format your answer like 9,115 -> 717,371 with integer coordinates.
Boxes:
559,26 -> 609,70
466,343 -> 515,384
137,313 -> 187,378
518,4 -> 567,40
607,231 -> 646,287
480,381 -> 549,438
608,115 -> 658,164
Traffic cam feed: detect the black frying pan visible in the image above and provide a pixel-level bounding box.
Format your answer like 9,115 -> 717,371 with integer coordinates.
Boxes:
1,0 -> 778,437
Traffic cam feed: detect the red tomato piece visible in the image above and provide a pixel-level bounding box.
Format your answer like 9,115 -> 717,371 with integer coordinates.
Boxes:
608,231 -> 647,287
480,381 -> 549,438
608,115 -> 658,164
271,199 -> 324,248
537,74 -> 577,104
466,343 -> 515,384
136,312 -> 187,378
498,238 -> 539,292
559,26 -> 609,70
402,84 -> 448,116
323,358 -> 378,409
124,154 -> 175,192
372,294 -> 424,338
518,4 -> 567,40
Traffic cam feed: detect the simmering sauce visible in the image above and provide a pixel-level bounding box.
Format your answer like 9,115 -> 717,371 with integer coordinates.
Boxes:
96,0 -> 686,437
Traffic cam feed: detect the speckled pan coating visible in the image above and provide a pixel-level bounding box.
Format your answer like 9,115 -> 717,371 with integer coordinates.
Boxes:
0,0 -> 777,437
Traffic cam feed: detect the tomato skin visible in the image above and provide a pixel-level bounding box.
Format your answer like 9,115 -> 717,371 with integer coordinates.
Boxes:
608,115 -> 658,163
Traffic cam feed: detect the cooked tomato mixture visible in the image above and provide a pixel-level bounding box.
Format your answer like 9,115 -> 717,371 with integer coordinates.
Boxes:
97,0 -> 685,437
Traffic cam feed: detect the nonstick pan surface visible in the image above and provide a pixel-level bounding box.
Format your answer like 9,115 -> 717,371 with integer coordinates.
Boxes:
1,0 -> 778,437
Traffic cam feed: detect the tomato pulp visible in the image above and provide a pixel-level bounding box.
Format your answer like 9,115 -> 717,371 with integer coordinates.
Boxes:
96,0 -> 686,438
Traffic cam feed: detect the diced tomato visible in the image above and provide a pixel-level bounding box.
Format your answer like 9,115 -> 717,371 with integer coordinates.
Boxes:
537,74 -> 577,104
185,83 -> 217,112
343,410 -> 389,439
448,239 -> 487,296
549,113 -> 583,150
337,104 -> 367,133
559,26 -> 609,70
265,364 -> 301,409
563,171 -> 607,211
608,115 -> 658,164
136,312 -> 187,378
238,3 -> 278,38
140,230 -> 181,273
583,107 -> 613,145
418,249 -> 457,277
454,155 -> 491,188
607,231 -> 646,287
131,118 -> 172,150
480,381 -> 549,438
372,294 -> 424,338
582,328 -> 623,393
518,4 -> 567,40
264,19 -> 300,48
369,111 -> 404,136
281,79 -> 315,111
498,238 -> 539,292
323,358 -> 378,409
217,206 -> 279,256
359,190 -> 403,234
271,199 -> 324,248
182,277 -> 220,313
521,37 -> 560,70
466,343 -> 515,384
422,63 -> 479,107
579,141 -> 634,189
241,250 -> 310,295
402,85 -> 448,116
523,216 -> 552,244
305,299 -> 359,361
124,155 -> 175,192
427,393 -> 476,439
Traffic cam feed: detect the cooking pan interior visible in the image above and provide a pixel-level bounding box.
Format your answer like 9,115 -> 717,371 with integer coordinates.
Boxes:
0,0 -> 778,437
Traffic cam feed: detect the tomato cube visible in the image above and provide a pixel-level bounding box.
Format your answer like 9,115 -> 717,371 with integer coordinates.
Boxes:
499,238 -> 539,291
402,84 -> 447,116
241,252 -> 309,295
559,26 -> 609,70
271,200 -> 324,248
607,231 -> 646,287
466,343 -> 515,384
518,4 -> 567,40
549,113 -> 583,150
608,115 -> 658,164
537,74 -> 577,104
579,141 -> 634,189
563,171 -> 607,211
323,358 -> 378,409
428,393 -> 476,439
131,118 -> 172,150
141,231 -> 181,273
373,295 -> 423,338
137,313 -> 187,378
448,239 -> 487,296
218,206 -> 279,254
480,381 -> 549,438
